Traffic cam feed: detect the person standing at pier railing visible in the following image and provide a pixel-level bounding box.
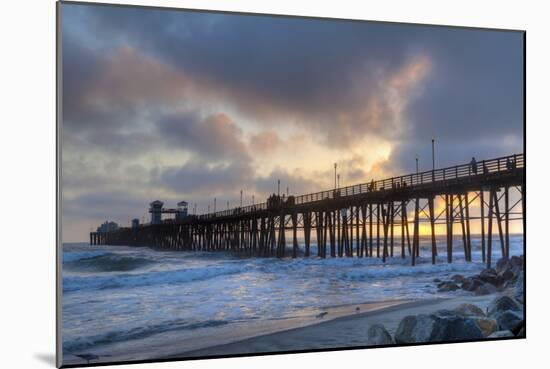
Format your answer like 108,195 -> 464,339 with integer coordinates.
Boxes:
506,157 -> 516,170
470,157 -> 478,174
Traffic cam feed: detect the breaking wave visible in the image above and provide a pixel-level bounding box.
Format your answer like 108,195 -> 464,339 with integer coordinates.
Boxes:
63,264 -> 246,293
64,253 -> 155,273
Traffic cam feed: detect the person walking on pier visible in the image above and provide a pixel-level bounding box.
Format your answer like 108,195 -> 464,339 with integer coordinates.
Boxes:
506,157 -> 516,170
470,157 -> 478,174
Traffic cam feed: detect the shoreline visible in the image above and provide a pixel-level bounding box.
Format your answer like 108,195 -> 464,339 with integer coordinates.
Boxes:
62,298 -> 417,366
61,290 -> 517,366
175,293 -> 506,359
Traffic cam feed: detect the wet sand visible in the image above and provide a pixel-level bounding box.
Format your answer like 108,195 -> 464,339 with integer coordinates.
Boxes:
179,293 -> 503,358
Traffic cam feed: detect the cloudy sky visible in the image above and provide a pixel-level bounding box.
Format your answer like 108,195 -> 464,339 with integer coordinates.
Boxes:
61,3 -> 524,242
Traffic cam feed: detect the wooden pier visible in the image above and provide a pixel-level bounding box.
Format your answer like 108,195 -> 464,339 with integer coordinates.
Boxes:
90,153 -> 524,267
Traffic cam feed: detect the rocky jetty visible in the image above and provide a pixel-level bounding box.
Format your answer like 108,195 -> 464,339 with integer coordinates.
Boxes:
435,255 -> 524,296
370,277 -> 524,345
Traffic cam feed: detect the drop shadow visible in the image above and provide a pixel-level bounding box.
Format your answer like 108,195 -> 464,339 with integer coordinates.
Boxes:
34,353 -> 56,366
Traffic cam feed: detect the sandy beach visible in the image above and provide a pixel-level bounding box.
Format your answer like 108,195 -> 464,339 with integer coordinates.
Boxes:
179,292 -> 507,358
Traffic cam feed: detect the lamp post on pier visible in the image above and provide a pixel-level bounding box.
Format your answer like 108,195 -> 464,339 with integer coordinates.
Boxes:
432,138 -> 435,171
432,137 -> 436,182
334,163 -> 337,189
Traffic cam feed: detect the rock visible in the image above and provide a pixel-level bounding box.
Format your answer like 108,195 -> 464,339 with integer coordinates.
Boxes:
438,281 -> 460,292
454,303 -> 485,317
395,310 -> 484,344
511,320 -> 525,336
473,317 -> 498,337
433,278 -> 442,283
429,310 -> 485,341
367,324 -> 394,345
516,326 -> 525,337
510,255 -> 524,270
487,296 -> 522,317
395,314 -> 436,343
479,268 -> 499,285
451,274 -> 465,284
474,282 -> 498,296
515,271 -> 524,304
499,268 -> 516,282
461,276 -> 484,292
495,258 -> 511,274
494,310 -> 523,331
488,330 -> 514,338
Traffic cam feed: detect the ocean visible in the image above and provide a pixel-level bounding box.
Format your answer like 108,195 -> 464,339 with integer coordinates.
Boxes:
61,234 -> 523,364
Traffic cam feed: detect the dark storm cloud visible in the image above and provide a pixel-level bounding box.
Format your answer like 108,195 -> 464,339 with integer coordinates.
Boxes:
156,112 -> 250,161
63,190 -> 149,220
405,29 -> 523,142
61,35 -> 106,130
61,4 -> 423,146
160,161 -> 254,194
63,3 -> 523,151
253,168 -> 324,197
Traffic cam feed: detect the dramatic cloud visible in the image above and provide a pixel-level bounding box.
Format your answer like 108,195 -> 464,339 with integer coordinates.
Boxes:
60,3 -> 524,241
156,113 -> 249,161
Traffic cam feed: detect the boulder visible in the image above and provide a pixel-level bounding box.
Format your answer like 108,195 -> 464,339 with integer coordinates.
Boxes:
515,271 -> 524,304
495,258 -> 511,274
395,310 -> 484,343
494,310 -> 523,331
499,268 -> 516,283
366,324 -> 394,345
488,330 -> 514,338
454,303 -> 485,317
479,268 -> 499,285
510,255 -> 524,270
474,283 -> 498,296
429,310 -> 485,341
395,314 -> 435,343
487,296 -> 522,317
438,281 -> 460,292
461,277 -> 484,292
516,326 -> 525,337
451,274 -> 466,284
511,320 -> 525,336
473,317 -> 498,337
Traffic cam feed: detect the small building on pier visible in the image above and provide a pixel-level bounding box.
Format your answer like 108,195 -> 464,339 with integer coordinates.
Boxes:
150,200 -> 164,225
97,221 -> 118,233
176,201 -> 188,220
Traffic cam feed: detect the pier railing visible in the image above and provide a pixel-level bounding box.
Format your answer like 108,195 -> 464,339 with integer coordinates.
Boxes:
198,153 -> 524,220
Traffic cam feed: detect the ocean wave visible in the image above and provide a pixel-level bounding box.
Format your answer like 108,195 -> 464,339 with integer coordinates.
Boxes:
63,264 -> 246,293
63,251 -> 111,263
64,254 -> 155,273
336,259 -> 485,281
63,319 -> 228,354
